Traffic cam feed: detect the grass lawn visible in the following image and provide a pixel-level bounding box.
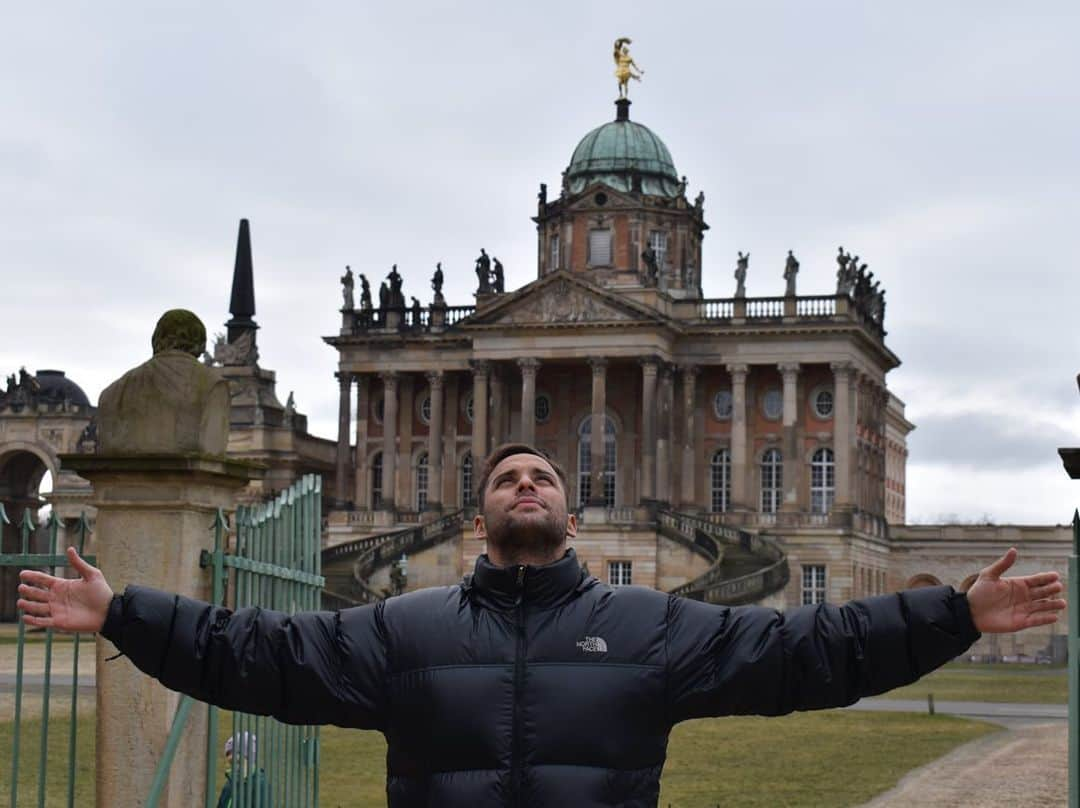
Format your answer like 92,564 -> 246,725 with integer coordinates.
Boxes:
1,709 -> 996,807
879,663 -> 1067,704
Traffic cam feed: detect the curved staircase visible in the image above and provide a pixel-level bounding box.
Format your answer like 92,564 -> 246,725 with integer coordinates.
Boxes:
321,506 -> 788,609
321,509 -> 466,608
658,507 -> 789,605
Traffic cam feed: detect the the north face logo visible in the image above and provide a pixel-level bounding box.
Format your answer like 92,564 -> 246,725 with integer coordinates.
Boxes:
575,636 -> 608,653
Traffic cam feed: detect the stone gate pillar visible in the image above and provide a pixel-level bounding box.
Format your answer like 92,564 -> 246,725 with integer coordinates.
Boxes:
65,310 -> 258,808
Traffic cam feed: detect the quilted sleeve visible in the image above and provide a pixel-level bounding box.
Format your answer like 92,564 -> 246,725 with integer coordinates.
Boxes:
665,586 -> 980,723
101,584 -> 389,730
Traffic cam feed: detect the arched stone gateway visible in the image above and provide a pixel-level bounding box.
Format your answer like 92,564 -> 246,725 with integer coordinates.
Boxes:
0,446 -> 53,620
0,369 -> 96,620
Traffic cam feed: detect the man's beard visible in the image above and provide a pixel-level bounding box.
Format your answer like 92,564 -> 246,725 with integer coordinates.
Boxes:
483,505 -> 567,563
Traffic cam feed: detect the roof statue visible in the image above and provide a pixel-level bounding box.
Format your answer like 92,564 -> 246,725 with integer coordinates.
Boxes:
613,38 -> 643,99
784,250 -> 800,297
735,252 -> 749,298
341,266 -> 355,311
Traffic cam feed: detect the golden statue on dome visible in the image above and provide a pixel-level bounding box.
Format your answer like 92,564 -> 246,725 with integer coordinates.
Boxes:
613,37 -> 644,99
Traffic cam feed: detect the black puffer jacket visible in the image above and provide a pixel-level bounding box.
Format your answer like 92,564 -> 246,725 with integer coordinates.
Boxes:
102,549 -> 979,807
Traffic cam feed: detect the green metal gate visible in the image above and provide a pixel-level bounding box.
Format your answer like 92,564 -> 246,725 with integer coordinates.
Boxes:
2,475 -> 325,806
150,474 -> 325,807
0,505 -> 94,807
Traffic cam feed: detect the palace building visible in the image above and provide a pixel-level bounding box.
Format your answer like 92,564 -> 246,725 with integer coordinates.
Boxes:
1,94 -> 1069,660
315,94 -> 1069,660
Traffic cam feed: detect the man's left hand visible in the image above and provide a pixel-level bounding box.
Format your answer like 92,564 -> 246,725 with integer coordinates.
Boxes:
965,548 -> 1066,634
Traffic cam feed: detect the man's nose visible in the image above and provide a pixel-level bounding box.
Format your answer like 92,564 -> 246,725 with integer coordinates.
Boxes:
516,474 -> 538,492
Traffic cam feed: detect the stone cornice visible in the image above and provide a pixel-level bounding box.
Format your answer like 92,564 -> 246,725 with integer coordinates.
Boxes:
61,453 -> 264,484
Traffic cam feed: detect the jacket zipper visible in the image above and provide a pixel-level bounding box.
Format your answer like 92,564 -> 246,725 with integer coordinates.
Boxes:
511,564 -> 527,806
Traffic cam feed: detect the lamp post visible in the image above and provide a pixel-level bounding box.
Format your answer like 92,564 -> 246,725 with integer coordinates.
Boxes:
1057,375 -> 1080,808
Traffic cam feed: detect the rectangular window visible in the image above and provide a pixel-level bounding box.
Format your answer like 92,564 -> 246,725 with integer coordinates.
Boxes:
810,456 -> 836,514
711,450 -> 731,513
648,231 -> 668,271
603,440 -> 616,507
550,234 -> 561,271
608,560 -> 632,587
461,456 -> 473,506
760,456 -> 782,514
371,456 -> 383,510
416,459 -> 428,511
801,565 -> 827,605
578,446 -> 591,508
588,228 -> 612,266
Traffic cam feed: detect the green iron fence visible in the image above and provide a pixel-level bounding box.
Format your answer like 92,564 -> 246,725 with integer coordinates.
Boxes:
146,473 -> 325,808
1,504 -> 94,808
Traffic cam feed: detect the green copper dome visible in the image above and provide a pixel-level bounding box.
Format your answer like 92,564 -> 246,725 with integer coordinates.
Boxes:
566,100 -> 680,197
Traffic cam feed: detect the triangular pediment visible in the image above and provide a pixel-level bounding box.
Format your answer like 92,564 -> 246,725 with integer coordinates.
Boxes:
465,271 -> 669,329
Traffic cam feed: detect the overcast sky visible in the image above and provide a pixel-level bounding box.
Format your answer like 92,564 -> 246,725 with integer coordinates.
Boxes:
3,3 -> 1078,524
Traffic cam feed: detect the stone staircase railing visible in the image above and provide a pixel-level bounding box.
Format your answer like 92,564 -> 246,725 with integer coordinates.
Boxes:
322,505 -> 788,609
658,507 -> 790,605
320,509 -> 465,607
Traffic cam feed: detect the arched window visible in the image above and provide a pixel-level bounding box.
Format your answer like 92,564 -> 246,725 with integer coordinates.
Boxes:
578,415 -> 616,507
415,453 -> 429,511
371,452 -> 383,509
710,449 -> 731,513
760,448 -> 782,514
906,573 -> 943,589
810,448 -> 835,514
461,452 -> 473,506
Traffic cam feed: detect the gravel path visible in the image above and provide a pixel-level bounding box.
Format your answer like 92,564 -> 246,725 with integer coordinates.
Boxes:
858,722 -> 1067,807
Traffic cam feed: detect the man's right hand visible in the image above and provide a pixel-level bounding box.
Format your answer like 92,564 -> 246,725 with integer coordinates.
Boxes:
17,547 -> 114,633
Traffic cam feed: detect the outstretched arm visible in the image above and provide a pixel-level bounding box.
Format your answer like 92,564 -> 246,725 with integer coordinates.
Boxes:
18,549 -> 388,729
666,548 -> 1065,724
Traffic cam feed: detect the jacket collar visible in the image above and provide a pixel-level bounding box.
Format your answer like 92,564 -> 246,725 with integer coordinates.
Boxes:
468,548 -> 588,609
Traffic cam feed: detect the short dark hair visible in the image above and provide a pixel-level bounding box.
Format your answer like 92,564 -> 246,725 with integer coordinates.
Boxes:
476,443 -> 568,510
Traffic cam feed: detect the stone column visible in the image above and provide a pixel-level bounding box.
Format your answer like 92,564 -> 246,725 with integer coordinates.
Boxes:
335,372 -> 352,506
727,363 -> 749,510
588,357 -> 608,506
63,311 -> 257,807
425,371 -> 444,511
639,358 -> 659,501
679,364 -> 700,508
489,365 -> 505,450
831,362 -> 854,508
470,362 -> 490,495
517,358 -> 541,445
779,362 -> 801,511
380,371 -> 399,512
656,364 -> 674,503
444,376 -> 459,506
354,374 -> 369,507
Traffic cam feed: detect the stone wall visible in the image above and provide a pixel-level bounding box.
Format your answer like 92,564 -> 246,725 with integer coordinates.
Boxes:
890,523 -> 1071,659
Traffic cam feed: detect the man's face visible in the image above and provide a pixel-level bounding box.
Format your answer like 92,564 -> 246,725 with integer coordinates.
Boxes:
475,453 -> 576,560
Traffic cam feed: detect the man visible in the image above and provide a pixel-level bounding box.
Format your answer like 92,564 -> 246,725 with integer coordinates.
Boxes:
17,443 -> 1066,807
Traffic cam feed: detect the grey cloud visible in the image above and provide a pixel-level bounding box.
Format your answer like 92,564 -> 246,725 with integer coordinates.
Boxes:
2,2 -> 1079,522
909,412 -> 1078,470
